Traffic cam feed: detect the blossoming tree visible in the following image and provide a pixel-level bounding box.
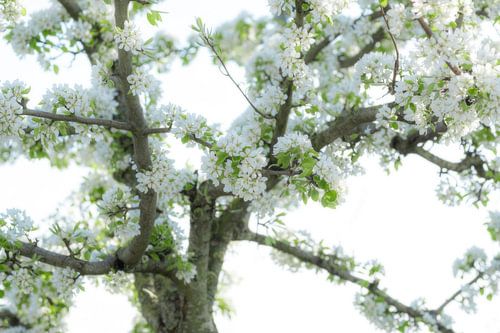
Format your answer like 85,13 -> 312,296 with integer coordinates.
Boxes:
0,0 -> 499,332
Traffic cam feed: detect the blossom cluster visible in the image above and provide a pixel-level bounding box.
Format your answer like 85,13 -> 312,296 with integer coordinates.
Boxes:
0,226 -> 83,331
278,24 -> 314,89
0,80 -> 27,138
203,146 -> 268,201
99,185 -> 141,243
127,66 -> 162,102
42,83 -> 117,119
254,83 -> 286,117
172,111 -> 217,146
386,3 -> 409,36
175,258 -> 197,284
0,208 -> 34,242
354,292 -> 400,332
135,148 -> 194,202
449,231 -> 500,313
412,0 -> 473,30
8,3 -> 67,57
114,20 -> 143,54
0,0 -> 23,31
308,0 -> 350,24
198,112 -> 272,201
356,52 -> 394,87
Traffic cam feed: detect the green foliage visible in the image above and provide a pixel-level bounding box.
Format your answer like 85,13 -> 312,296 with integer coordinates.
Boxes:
146,10 -> 162,26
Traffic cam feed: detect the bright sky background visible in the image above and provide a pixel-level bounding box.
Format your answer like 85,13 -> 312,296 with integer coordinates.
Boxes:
0,1 -> 499,332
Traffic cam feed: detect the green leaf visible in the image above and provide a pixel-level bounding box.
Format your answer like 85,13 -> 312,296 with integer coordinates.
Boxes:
147,10 -> 162,26
53,64 -> 59,74
301,155 -> 316,177
321,190 -> 338,208
389,122 -> 399,130
301,192 -> 308,204
309,188 -> 319,201
398,321 -> 410,333
379,0 -> 388,7
264,236 -> 276,246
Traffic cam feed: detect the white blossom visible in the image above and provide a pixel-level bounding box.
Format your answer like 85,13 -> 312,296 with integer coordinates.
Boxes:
0,89 -> 24,137
0,209 -> 34,242
66,20 -> 93,43
175,263 -> 197,284
273,132 -> 312,156
127,66 -> 161,101
386,4 -> 408,36
487,211 -> 500,242
114,20 -> 143,54
268,0 -> 293,16
51,267 -> 81,299
453,246 -> 488,277
135,153 -> 192,201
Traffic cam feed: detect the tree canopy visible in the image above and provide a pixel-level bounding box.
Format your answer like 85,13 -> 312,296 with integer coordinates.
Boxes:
0,0 -> 499,332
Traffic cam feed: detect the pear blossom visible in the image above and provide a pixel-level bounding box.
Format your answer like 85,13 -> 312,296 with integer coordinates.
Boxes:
114,20 -> 143,54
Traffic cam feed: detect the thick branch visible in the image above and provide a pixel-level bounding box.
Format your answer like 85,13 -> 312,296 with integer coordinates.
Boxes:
17,241 -> 178,278
22,109 -> 133,131
413,147 -> 494,180
56,0 -> 100,62
310,104 -> 383,151
304,11 -> 385,66
391,128 -> 496,181
57,0 -> 82,20
304,37 -> 331,64
0,309 -> 22,327
338,27 -> 386,68
113,0 -> 157,268
237,231 -> 455,333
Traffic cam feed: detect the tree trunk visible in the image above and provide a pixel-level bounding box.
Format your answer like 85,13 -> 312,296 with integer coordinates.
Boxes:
134,185 -> 221,333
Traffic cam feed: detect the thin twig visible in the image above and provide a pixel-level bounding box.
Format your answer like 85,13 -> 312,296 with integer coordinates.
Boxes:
199,33 -> 274,120
435,272 -> 484,313
416,17 -> 462,76
380,6 -> 400,94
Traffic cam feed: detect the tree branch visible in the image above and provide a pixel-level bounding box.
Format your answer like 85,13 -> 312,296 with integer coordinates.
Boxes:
413,147 -> 495,180
310,104 -> 384,151
338,27 -> 386,68
304,10 -> 385,66
391,127 -> 496,181
268,0 -> 305,158
112,0 -> 157,269
22,109 -> 133,131
143,127 -> 171,135
0,309 -> 22,327
17,241 -> 178,278
435,272 -> 484,314
56,0 -> 100,63
57,0 -> 82,20
236,230 -> 455,333
380,6 -> 399,93
304,36 -> 331,65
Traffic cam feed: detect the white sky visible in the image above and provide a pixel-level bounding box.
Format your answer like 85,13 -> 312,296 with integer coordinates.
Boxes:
0,1 -> 499,332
